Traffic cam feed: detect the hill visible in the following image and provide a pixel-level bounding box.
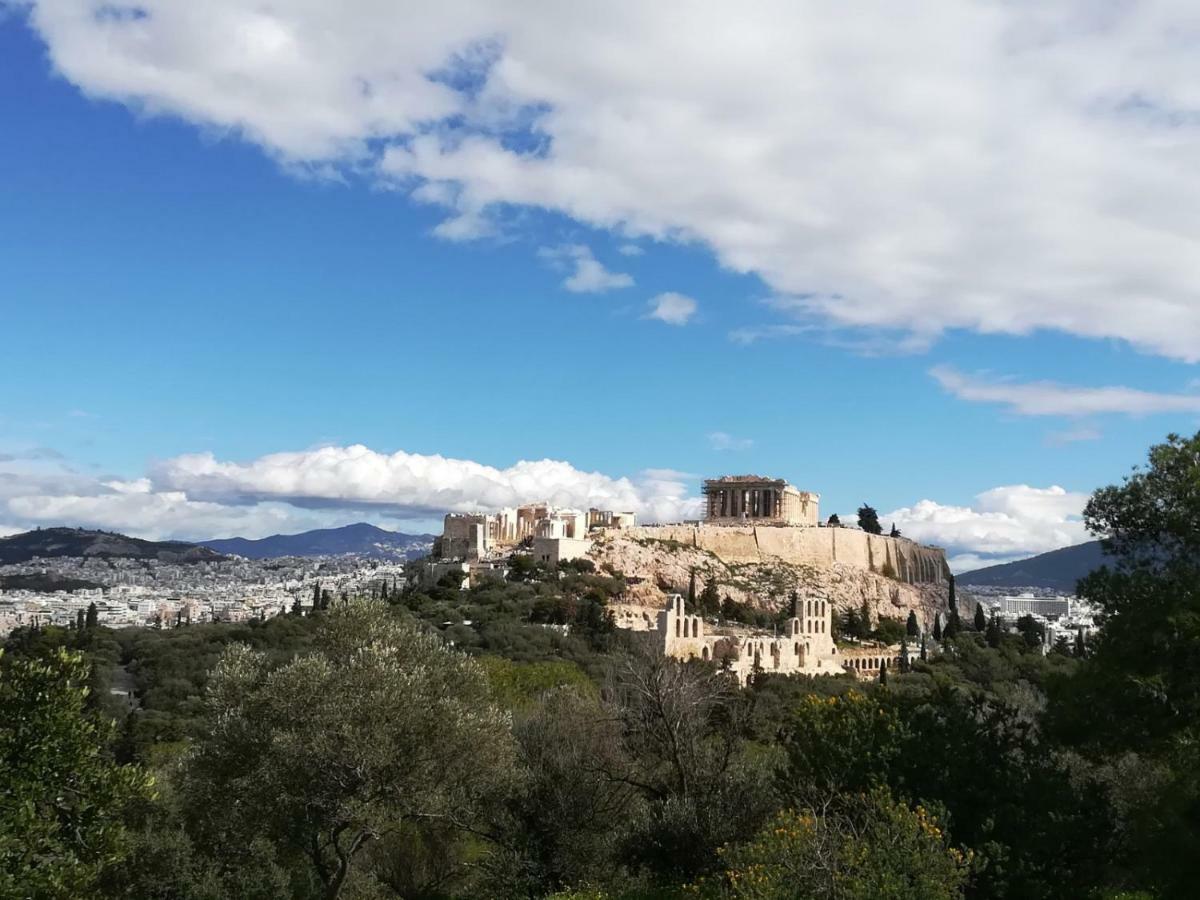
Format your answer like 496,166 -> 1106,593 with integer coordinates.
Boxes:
957,540 -> 1110,592
0,527 -> 226,565
201,523 -> 434,560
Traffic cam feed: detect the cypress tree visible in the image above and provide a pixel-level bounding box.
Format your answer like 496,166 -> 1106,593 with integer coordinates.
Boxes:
920,633 -> 928,661
932,614 -> 943,642
380,581 -> 389,602
859,599 -> 872,638
974,602 -> 987,631
312,582 -> 321,608
291,595 -> 303,616
945,607 -> 962,639
85,602 -> 98,629
878,661 -> 888,685
890,523 -> 901,538
948,574 -> 957,614
857,504 -> 883,535
1074,627 -> 1087,658
986,613 -> 1002,648
899,639 -> 910,673
75,609 -> 85,631
906,610 -> 919,636
687,570 -> 697,606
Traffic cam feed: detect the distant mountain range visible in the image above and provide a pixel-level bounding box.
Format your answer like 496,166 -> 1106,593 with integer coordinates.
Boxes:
0,527 -> 226,565
200,523 -> 434,560
958,540 -> 1110,592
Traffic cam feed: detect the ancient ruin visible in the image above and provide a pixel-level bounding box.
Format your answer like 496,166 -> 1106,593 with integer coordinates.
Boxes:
703,475 -> 819,526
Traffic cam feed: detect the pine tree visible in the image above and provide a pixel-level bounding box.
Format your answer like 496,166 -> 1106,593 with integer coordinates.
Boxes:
84,602 -> 98,629
974,602 -> 987,631
857,504 -> 883,535
932,614 -> 943,642
291,595 -> 303,616
986,613 -> 1002,648
906,610 -> 919,636
827,513 -> 841,527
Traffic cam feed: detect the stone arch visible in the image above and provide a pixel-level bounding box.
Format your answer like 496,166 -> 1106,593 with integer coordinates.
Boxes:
702,646 -> 709,661
675,619 -> 681,638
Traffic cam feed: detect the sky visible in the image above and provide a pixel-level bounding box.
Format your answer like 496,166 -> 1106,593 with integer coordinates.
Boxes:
2,1 -> 1200,571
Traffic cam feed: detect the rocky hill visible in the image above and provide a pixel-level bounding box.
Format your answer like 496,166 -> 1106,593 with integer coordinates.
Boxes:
590,525 -> 951,630
957,540 -> 1109,592
0,527 -> 226,565
201,523 -> 434,560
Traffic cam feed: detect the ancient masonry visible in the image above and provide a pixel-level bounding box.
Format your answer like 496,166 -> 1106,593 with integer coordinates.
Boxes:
703,474 -> 820,526
635,593 -> 901,685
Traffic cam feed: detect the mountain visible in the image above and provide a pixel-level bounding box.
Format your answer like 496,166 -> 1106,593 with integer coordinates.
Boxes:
957,540 -> 1110,592
0,527 -> 226,565
201,523 -> 435,560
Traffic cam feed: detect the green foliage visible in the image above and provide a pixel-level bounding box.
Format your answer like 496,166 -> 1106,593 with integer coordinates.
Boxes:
906,610 -> 920,637
478,655 -> 593,709
180,602 -> 517,898
857,505 -> 883,535
0,648 -> 153,898
698,789 -> 969,899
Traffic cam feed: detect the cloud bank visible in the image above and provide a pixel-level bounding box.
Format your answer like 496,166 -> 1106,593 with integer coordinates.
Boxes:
883,484 -> 1090,572
16,1 -> 1200,359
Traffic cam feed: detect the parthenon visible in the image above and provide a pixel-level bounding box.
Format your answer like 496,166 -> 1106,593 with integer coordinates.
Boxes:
702,475 -> 819,527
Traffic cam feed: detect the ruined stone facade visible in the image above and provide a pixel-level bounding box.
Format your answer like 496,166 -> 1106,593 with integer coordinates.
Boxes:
703,475 -> 819,527
436,504 -> 634,561
642,593 -> 847,684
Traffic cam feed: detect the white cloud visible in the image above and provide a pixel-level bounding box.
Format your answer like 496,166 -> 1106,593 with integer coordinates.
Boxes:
646,292 -> 697,326
931,366 -> 1200,417
617,243 -> 643,256
0,445 -> 704,539
883,485 -> 1090,572
538,244 -> 633,293
1045,425 -> 1102,446
707,431 -> 753,451
18,1 -> 1200,359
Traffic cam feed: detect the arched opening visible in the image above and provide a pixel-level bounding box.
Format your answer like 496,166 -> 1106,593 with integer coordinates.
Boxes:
675,619 -> 681,638
702,647 -> 709,661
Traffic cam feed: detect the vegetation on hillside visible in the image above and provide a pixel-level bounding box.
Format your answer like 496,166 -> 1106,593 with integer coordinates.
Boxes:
4,431 -> 1200,898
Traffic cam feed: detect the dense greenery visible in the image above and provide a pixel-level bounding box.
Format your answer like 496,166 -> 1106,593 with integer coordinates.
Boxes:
5,432 -> 1200,897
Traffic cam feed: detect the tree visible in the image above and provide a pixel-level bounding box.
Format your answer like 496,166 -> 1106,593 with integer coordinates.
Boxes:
857,505 -> 882,535
827,513 -> 841,527
985,613 -> 1002,648
75,609 -> 85,631
85,601 -> 98,629
906,610 -> 920,637
1051,634 -> 1072,656
698,579 -> 721,617
920,633 -> 928,662
973,602 -> 987,632
943,608 -> 961,640
1073,627 -> 1087,659
379,580 -> 389,603
180,601 -> 517,899
290,594 -> 303,616
0,649 -> 152,898
932,614 -> 943,642
899,639 -> 910,673
878,662 -> 889,686
708,789 -> 969,899
1015,614 -> 1045,651
947,574 -> 957,614
890,523 -> 901,538
687,569 -> 697,606
312,581 -> 322,610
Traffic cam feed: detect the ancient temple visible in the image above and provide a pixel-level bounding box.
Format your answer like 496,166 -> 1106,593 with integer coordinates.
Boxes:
702,475 -> 819,526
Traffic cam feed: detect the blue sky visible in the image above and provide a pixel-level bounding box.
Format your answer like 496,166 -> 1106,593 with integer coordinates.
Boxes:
3,4 -> 1200,569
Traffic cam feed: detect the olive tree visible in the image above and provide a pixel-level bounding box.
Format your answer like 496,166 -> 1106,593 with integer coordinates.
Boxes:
181,601 -> 517,899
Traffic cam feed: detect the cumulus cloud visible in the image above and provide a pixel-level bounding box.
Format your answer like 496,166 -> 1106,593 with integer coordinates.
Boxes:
0,445 -> 704,539
538,244 -> 633,293
883,485 -> 1091,572
646,292 -> 697,326
17,1 -> 1200,359
931,366 -> 1200,417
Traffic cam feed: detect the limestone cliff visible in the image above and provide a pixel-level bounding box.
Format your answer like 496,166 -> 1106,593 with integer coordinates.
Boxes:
589,525 -> 950,629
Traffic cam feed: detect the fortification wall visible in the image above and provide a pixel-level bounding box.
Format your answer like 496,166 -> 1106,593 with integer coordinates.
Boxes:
623,524 -> 947,586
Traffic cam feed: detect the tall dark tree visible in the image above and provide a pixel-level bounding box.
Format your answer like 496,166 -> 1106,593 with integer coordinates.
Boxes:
932,614 -> 943,642
84,602 -> 98,629
920,633 -> 928,662
899,639 -> 910,673
985,613 -> 1002,648
878,661 -> 888,686
290,595 -> 303,616
973,602 -> 987,631
889,523 -> 901,538
687,569 -> 697,606
75,609 -> 85,631
944,607 -> 962,639
947,574 -> 957,614
859,599 -> 872,638
312,582 -> 321,609
379,581 -> 388,603
857,505 -> 883,535
906,610 -> 920,637
827,513 -> 841,527
1073,627 -> 1087,659
698,579 -> 721,617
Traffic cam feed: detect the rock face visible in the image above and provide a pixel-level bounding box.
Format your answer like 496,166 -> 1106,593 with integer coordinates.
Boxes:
590,524 -> 951,629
